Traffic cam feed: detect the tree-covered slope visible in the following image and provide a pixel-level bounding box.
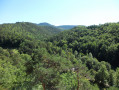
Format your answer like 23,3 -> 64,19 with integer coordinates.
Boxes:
0,22 -> 61,48
48,23 -> 119,67
0,22 -> 119,90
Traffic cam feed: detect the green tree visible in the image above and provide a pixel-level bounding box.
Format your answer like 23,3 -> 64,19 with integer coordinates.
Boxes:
95,65 -> 109,88
116,68 -> 119,87
109,70 -> 116,86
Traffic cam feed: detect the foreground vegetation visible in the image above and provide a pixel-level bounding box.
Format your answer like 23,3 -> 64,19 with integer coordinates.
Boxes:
0,22 -> 119,90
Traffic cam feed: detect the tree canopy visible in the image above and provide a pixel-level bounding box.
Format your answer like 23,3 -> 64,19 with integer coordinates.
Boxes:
0,22 -> 119,90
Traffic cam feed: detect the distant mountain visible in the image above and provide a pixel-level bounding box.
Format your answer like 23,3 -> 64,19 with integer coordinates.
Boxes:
38,22 -> 54,26
57,25 -> 78,30
38,22 -> 78,30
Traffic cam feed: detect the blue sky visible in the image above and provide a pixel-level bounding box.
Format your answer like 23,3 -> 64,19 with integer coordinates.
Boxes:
0,0 -> 119,26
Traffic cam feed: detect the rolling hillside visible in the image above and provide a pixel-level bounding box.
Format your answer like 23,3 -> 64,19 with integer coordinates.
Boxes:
0,22 -> 61,48
0,22 -> 119,90
48,23 -> 119,67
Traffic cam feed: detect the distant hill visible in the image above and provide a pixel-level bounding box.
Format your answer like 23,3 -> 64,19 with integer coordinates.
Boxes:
0,22 -> 61,48
38,22 -> 78,30
57,25 -> 78,30
38,22 -> 54,26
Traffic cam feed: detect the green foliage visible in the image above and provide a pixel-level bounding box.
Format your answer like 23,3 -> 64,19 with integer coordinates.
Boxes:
49,23 -> 119,67
32,49 -> 73,89
0,22 -> 119,90
59,72 -> 77,90
95,65 -> 109,88
116,68 -> 119,87
0,48 -> 30,89
0,22 -> 61,48
109,70 -> 116,86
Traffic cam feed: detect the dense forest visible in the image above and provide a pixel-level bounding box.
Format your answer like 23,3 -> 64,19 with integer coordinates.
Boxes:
0,22 -> 119,90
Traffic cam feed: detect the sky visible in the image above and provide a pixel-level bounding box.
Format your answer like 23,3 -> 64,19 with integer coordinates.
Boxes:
0,0 -> 119,26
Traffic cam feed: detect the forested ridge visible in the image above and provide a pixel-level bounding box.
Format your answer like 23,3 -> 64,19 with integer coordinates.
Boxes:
0,22 -> 119,90
0,22 -> 61,46
49,23 -> 119,68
